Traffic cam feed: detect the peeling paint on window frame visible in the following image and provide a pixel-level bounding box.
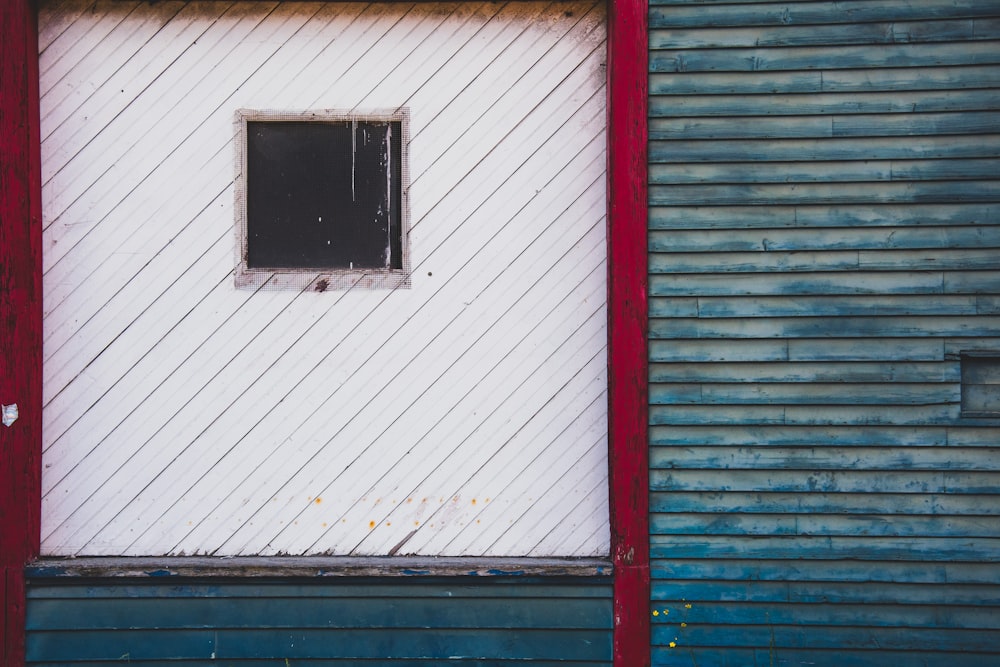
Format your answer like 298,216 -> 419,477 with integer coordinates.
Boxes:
233,108 -> 411,291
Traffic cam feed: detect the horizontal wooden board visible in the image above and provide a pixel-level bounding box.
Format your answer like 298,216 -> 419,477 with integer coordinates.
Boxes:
650,1 -> 1000,29
650,111 -> 1000,140
650,491 -> 999,515
650,295 -> 983,319
649,647 -> 998,667
649,361 -> 959,383
649,203 -> 1000,230
649,535 -> 1000,561
649,338 -> 946,363
650,403 -> 960,425
651,135 -> 1000,163
651,89 -> 1000,117
650,159 -> 1000,184
649,226 -> 1000,253
649,446 -> 995,471
650,624 -> 1000,651
650,66 -> 1000,96
651,271 -> 1000,296
649,425 -> 952,447
27,627 -> 613,661
650,20 -> 1000,50
651,249 -> 1000,273
649,180 -> 1000,206
650,513 -> 1000,538
650,40 -> 1000,73
650,560 -> 1000,587
649,382 -> 958,406
649,316 -> 1000,339
650,469 -> 1000,493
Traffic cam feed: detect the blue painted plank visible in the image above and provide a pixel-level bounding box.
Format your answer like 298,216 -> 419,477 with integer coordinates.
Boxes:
650,41 -> 1000,73
650,19 -> 998,50
650,647 -> 999,667
649,159 -> 1000,184
648,204 -> 1000,230
650,382 -> 959,406
651,560 -> 1000,587
649,512 -> 1000,538
649,446 -> 995,471
26,628 -> 612,661
649,1 -> 1000,29
648,181 -> 1000,206
649,226 -> 1000,256
651,135 -> 1000,162
650,66 -> 1000,95
649,580 -> 1000,605
650,111 -> 1000,140
25,595 -> 613,631
651,90 -> 1000,117
650,271 -> 946,296
651,249 -> 1000,272
649,491 -> 1000,515
649,535 -> 1000,561
649,425 -> 951,447
649,316 -> 1000,339
650,403 -> 961,426
650,469 -> 1000,493
648,361 -> 959,383
668,295 -> 980,318
650,624 -> 1000,651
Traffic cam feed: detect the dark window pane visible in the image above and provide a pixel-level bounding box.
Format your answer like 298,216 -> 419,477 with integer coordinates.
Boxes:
246,120 -> 401,270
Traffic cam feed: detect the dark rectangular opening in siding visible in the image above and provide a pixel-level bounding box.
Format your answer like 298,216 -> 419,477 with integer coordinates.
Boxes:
961,353 -> 1000,417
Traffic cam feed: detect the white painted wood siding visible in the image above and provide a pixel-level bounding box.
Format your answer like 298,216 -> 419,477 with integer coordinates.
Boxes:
39,0 -> 608,557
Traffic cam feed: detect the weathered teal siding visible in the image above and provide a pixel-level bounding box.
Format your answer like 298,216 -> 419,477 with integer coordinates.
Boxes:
25,577 -> 612,665
649,0 -> 1000,665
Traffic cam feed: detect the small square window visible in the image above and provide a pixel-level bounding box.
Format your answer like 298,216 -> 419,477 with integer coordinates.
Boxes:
961,353 -> 1000,417
234,109 -> 409,290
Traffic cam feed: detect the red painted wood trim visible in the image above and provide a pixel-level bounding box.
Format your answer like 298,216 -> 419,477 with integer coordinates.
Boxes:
0,0 -> 43,663
9,2 -> 648,664
607,0 -> 650,664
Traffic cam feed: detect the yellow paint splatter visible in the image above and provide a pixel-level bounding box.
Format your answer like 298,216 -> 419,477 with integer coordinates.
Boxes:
321,522 -> 327,527
414,521 -> 420,526
471,498 -> 477,505
369,520 -> 375,529
669,641 -> 676,649
314,497 -> 322,504
681,622 -> 687,628
652,610 -> 659,617
685,604 -> 692,609
386,521 -> 391,526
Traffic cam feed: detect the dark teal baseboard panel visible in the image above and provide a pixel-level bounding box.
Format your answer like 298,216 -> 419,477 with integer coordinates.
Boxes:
25,576 -> 613,665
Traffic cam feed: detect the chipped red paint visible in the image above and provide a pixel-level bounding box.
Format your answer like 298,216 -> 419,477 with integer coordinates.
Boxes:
0,0 -> 43,663
607,0 -> 650,664
2,1 -> 649,663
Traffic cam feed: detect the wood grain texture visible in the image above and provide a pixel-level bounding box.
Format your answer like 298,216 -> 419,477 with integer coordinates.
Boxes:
649,0 -> 1000,663
608,0 -> 649,663
0,0 -> 43,664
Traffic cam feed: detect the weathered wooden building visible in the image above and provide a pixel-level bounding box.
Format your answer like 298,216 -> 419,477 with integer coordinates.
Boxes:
2,0 -> 999,665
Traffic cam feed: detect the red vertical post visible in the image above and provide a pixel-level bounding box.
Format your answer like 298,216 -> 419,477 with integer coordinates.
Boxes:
0,0 -> 43,663
607,0 -> 650,665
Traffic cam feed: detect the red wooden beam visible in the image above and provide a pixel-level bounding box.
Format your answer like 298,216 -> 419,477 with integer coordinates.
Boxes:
0,0 -> 43,664
607,0 -> 650,664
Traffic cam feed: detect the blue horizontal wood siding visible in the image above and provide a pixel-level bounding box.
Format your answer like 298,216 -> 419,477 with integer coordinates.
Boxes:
25,577 -> 612,665
649,0 -> 1000,665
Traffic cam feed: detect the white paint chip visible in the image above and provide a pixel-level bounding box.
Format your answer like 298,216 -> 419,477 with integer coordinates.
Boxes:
2,403 -> 19,427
